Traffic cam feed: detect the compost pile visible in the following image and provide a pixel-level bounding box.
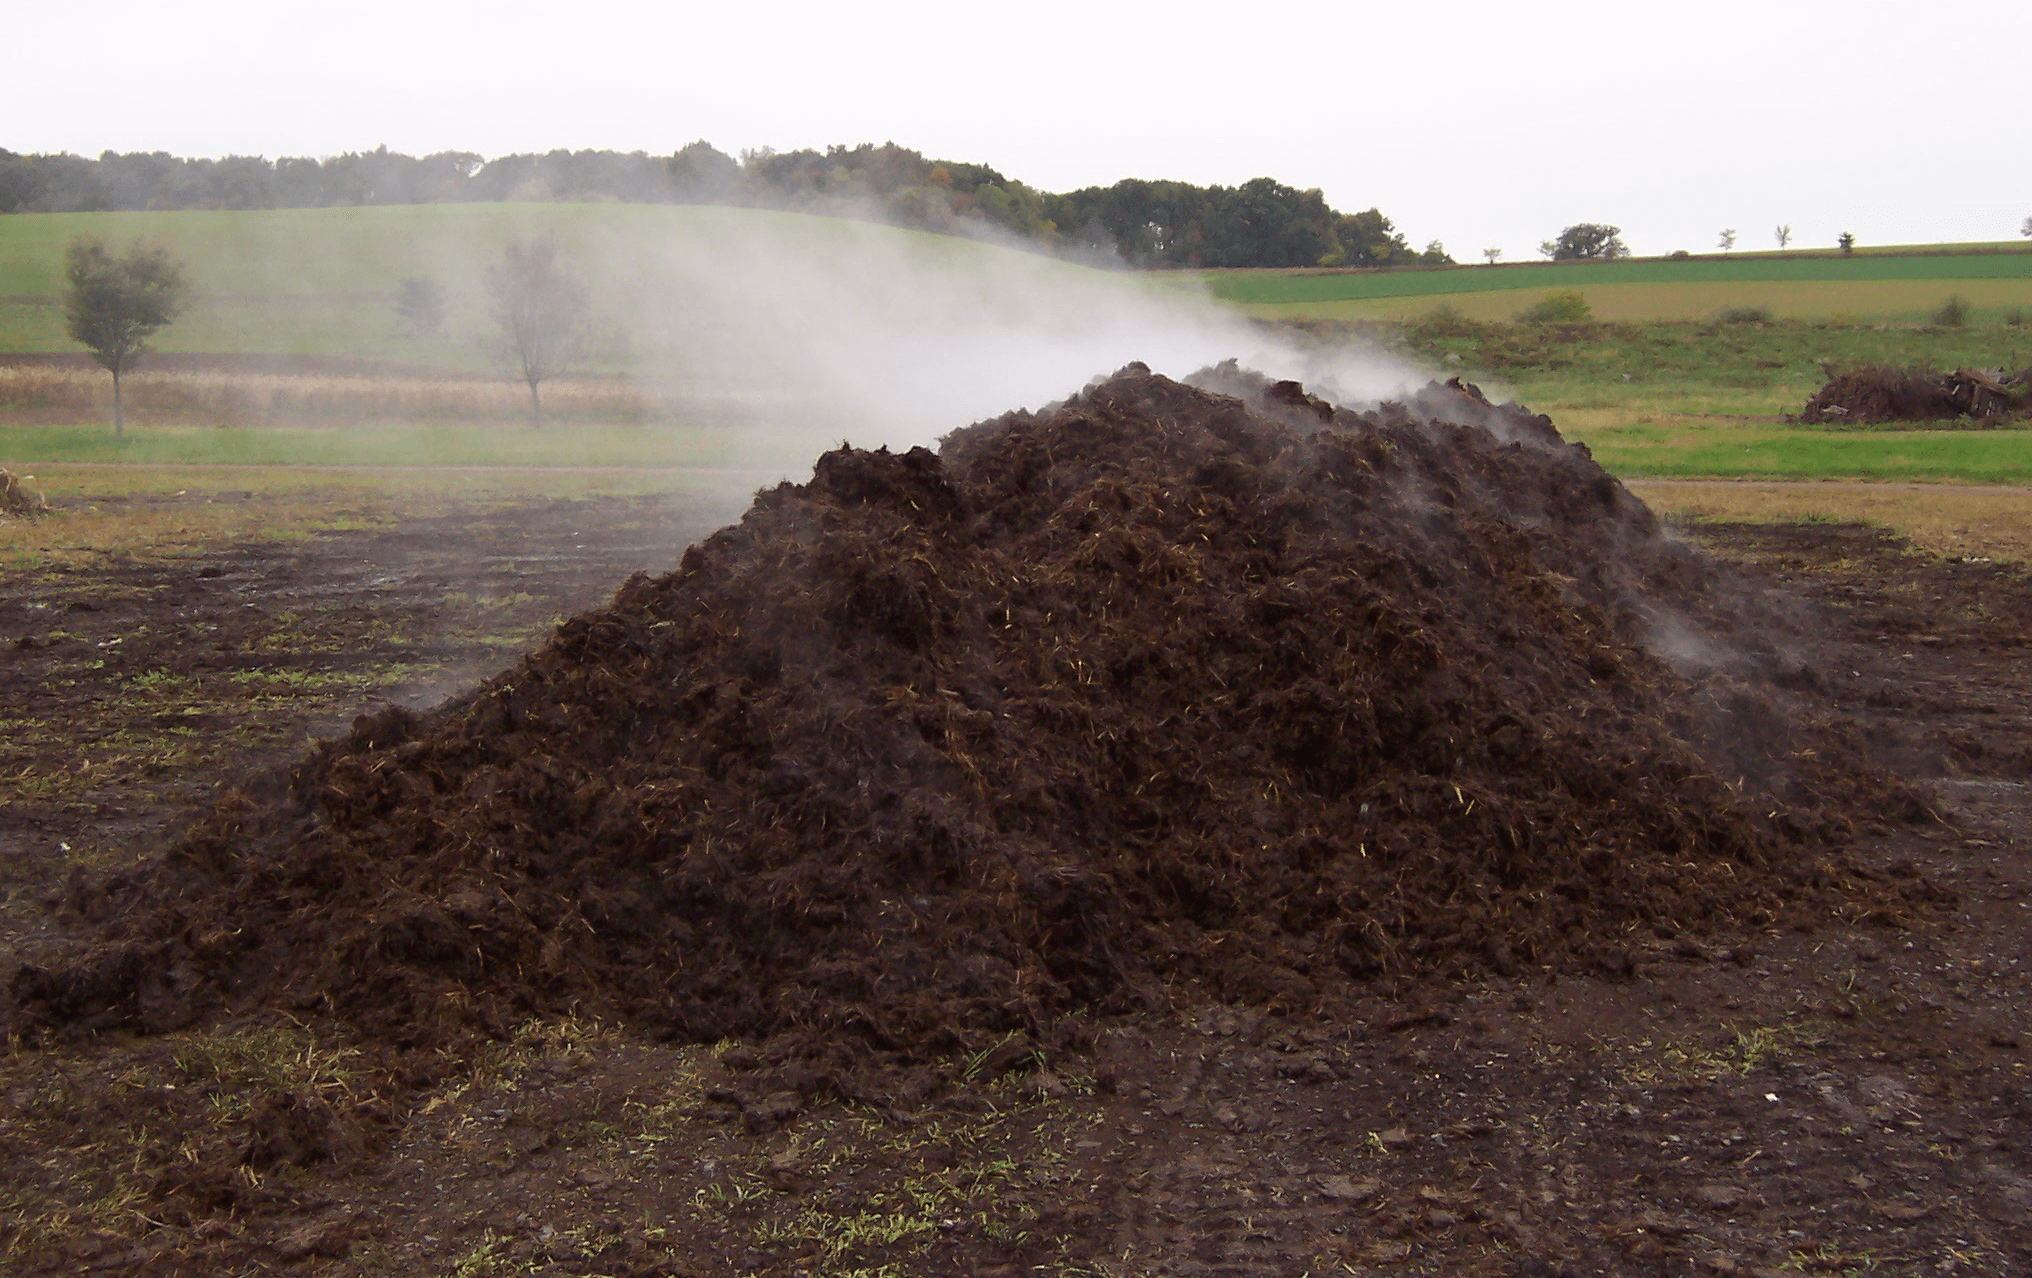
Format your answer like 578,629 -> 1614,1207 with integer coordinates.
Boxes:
9,366 -> 1917,1063
1799,363 -> 2029,424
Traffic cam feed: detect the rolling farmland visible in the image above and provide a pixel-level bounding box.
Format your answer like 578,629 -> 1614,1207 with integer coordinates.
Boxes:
4,206 -> 2029,494
0,203 -> 1092,373
1195,244 -> 2032,322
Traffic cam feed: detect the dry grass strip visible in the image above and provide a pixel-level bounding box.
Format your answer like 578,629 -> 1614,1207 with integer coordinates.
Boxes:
1629,479 -> 2032,564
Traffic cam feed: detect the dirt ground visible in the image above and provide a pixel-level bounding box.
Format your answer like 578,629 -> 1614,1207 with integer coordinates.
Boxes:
2,487 -> 2029,1277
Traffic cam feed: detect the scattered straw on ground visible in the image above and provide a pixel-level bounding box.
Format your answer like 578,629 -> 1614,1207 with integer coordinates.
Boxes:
1629,479 -> 2032,564
0,365 -> 655,424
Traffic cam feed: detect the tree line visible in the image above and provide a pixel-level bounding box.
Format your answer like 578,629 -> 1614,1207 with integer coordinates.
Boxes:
0,142 -> 1447,271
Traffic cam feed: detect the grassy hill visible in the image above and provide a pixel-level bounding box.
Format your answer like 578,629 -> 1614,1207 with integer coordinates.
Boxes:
11,207 -> 2028,362
1191,244 -> 2032,323
0,203 -> 1098,374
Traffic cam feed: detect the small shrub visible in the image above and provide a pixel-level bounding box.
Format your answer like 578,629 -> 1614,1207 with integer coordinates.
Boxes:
1670,249 -> 1691,260
1716,304 -> 1772,325
2004,307 -> 2027,329
1413,302 -> 1482,339
1518,289 -> 1592,324
1931,295 -> 1972,328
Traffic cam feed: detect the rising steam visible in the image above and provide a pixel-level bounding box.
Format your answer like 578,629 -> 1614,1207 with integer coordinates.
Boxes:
569,210 -> 1422,455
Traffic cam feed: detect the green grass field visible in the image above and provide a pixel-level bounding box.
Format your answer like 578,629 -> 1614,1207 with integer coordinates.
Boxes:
1569,418 -> 2032,483
1384,316 -> 2032,415
0,203 -> 1092,373
1195,244 -> 2032,323
6,205 -> 2032,497
0,420 -> 747,468
0,412 -> 878,480
1378,315 -> 2032,486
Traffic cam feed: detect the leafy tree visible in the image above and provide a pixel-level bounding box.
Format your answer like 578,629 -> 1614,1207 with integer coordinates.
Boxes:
2,144 -> 1430,271
62,236 -> 189,436
1838,232 -> 1856,255
1043,177 -> 1339,268
485,237 -> 588,428
1321,208 -> 1411,267
1482,247 -> 1503,265
1718,228 -> 1737,252
1774,224 -> 1793,249
667,140 -> 740,201
2021,215 -> 2031,238
1539,224 -> 1629,261
394,274 -> 446,337
1222,178 -> 1338,269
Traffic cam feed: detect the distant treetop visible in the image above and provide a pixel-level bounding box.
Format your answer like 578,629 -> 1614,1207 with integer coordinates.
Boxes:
0,143 -> 1437,273
1540,224 -> 1630,261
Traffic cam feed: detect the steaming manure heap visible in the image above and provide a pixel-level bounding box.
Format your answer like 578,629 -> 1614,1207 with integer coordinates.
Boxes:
9,366 -> 1923,1069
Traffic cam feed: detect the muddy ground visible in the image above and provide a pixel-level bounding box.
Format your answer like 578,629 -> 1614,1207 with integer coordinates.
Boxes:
1,491 -> 2028,1277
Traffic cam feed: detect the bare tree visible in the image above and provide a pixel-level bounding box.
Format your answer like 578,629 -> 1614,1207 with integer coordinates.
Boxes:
63,237 -> 189,437
1717,228 -> 1737,252
1482,247 -> 1503,265
485,237 -> 588,428
1774,224 -> 1793,249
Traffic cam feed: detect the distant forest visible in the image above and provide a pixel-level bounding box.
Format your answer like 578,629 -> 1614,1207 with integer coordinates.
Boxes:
0,142 -> 1449,271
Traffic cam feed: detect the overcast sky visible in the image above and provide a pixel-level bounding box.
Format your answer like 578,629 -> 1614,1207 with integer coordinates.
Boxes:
7,0 -> 2028,261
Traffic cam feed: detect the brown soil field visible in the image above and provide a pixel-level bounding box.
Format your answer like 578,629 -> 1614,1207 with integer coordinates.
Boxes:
2,377 -> 2029,1277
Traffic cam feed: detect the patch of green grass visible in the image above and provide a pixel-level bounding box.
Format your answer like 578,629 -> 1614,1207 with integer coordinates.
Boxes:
448,1232 -> 533,1278
0,419 -> 764,468
1363,314 -> 2032,438
1197,242 -> 2032,308
1572,420 -> 2032,483
1614,1024 -> 1800,1085
123,668 -> 191,694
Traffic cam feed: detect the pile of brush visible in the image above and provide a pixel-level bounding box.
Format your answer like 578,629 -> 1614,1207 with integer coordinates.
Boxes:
1799,363 -> 2030,425
0,468 -> 48,517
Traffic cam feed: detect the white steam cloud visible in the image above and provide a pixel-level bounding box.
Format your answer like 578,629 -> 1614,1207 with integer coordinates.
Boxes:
585,212 -> 1423,455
